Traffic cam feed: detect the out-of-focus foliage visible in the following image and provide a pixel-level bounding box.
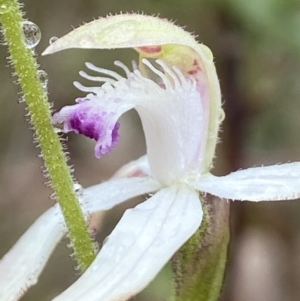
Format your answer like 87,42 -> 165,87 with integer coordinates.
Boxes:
1,0 -> 300,300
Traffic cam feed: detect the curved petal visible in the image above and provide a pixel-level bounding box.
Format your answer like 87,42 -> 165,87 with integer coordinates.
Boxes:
52,185 -> 202,301
111,155 -> 151,178
194,162 -> 300,201
83,176 -> 161,212
0,206 -> 66,301
43,13 -> 223,173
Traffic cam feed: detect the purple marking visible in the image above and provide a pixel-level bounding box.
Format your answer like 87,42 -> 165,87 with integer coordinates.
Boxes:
53,101 -> 120,158
69,109 -> 102,141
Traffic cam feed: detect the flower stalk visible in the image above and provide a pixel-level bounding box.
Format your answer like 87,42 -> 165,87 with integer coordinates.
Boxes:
0,0 -> 96,271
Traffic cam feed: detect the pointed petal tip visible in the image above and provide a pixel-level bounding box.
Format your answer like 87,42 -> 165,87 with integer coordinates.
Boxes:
42,40 -> 66,56
41,46 -> 53,56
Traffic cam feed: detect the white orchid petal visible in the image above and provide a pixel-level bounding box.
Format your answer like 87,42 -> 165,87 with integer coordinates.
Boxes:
195,162 -> 300,201
112,155 -> 150,178
83,177 -> 161,212
0,206 -> 65,301
52,185 -> 202,301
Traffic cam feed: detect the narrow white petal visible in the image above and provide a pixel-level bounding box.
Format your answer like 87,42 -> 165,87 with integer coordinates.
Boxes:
195,162 -> 300,201
0,206 -> 65,301
52,185 -> 202,301
83,177 -> 160,212
111,155 -> 150,178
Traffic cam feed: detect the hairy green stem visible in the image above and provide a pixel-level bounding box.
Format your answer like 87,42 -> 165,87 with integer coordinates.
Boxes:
0,0 -> 96,271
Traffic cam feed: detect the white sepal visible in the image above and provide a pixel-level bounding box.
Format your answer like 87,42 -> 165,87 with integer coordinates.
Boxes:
52,185 -> 202,301
195,163 -> 300,201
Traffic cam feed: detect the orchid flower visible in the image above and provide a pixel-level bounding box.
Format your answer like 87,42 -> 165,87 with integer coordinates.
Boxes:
1,13 -> 300,301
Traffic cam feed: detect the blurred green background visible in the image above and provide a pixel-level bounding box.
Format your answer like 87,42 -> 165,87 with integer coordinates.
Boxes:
1,0 -> 300,300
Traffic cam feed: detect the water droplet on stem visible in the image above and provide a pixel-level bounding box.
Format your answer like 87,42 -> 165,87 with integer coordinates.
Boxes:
21,21 -> 41,49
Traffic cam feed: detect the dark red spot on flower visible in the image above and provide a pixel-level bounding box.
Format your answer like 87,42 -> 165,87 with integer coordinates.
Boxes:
188,59 -> 201,75
139,45 -> 162,54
